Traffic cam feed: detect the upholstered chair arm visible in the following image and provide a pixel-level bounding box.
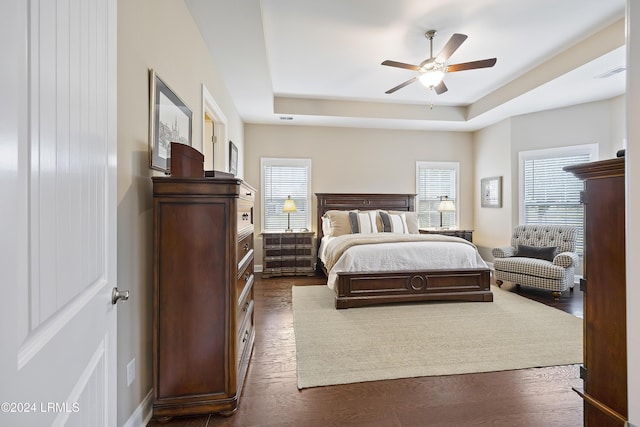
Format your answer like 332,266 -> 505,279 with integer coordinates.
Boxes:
492,246 -> 516,258
553,252 -> 579,268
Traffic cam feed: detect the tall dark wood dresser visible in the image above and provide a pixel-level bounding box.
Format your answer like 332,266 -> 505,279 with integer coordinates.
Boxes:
565,157 -> 627,427
151,174 -> 256,420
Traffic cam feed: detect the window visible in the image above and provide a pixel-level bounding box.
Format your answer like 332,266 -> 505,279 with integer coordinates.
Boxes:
519,144 -> 597,254
261,158 -> 312,232
416,161 -> 459,228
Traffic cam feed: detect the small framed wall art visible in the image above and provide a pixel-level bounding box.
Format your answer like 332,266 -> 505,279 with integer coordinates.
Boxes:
148,69 -> 192,173
229,140 -> 238,176
481,176 -> 502,208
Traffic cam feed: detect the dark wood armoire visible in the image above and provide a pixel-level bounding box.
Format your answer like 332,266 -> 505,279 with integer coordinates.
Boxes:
151,174 -> 255,420
565,157 -> 627,426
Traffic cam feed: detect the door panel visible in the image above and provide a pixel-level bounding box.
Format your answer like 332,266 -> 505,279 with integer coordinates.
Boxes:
0,0 -> 118,425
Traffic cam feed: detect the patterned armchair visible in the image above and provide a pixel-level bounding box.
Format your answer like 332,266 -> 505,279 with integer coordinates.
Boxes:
492,224 -> 579,299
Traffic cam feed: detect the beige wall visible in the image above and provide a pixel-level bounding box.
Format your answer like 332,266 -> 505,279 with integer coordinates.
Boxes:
244,124 -> 475,268
116,0 -> 244,424
472,119 -> 513,259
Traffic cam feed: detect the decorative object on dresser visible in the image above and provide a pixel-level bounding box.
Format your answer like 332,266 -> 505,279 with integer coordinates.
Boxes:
229,140 -> 238,176
148,69 -> 192,173
282,196 -> 297,232
151,152 -> 256,420
565,157 -> 627,427
419,228 -> 473,242
262,231 -> 316,278
316,193 -> 492,309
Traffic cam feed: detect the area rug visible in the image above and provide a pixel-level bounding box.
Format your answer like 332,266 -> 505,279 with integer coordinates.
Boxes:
292,285 -> 582,389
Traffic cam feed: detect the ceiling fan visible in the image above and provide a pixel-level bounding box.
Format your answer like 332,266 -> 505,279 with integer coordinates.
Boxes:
381,30 -> 497,95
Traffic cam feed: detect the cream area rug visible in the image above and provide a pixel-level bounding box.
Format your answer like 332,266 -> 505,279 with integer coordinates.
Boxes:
292,285 -> 582,389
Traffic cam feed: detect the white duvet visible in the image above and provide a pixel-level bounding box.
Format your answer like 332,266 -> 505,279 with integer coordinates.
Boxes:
321,233 -> 488,291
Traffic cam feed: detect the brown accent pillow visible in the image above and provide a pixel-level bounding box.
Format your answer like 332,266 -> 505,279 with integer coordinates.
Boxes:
516,245 -> 557,262
323,210 -> 354,237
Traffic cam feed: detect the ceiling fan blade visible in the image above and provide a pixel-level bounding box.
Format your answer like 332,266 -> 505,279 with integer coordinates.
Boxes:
385,76 -> 419,94
381,60 -> 420,71
446,58 -> 497,72
433,80 -> 448,95
436,33 -> 467,62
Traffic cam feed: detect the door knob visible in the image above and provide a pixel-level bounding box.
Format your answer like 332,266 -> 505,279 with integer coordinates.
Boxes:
111,287 -> 130,305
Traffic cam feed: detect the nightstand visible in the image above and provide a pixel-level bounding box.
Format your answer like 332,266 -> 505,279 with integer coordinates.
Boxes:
419,228 -> 474,243
262,231 -> 316,278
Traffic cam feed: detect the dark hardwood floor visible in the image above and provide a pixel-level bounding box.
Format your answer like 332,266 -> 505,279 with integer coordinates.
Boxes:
148,274 -> 584,427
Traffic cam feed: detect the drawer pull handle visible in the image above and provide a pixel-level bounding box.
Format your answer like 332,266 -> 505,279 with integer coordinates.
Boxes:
246,192 -> 252,196
243,301 -> 250,312
242,213 -> 249,221
243,243 -> 249,251
242,330 -> 249,343
244,273 -> 250,281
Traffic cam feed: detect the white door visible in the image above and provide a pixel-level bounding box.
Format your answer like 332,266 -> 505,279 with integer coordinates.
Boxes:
0,0 -> 119,426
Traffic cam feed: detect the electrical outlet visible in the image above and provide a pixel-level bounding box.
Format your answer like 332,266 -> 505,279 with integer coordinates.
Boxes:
127,358 -> 136,387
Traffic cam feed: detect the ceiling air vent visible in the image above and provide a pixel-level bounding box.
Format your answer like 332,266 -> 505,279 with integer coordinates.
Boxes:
595,66 -> 626,79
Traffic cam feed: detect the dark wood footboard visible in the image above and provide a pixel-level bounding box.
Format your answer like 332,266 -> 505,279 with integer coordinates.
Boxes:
335,268 -> 492,309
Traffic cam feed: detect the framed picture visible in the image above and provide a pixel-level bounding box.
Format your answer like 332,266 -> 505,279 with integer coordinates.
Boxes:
149,69 -> 192,173
481,176 -> 502,208
229,141 -> 238,176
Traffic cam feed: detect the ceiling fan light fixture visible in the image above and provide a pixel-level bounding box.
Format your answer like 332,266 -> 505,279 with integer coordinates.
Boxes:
419,70 -> 445,88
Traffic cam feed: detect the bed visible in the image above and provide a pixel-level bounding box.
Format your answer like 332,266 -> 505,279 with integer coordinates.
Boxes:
316,193 -> 493,309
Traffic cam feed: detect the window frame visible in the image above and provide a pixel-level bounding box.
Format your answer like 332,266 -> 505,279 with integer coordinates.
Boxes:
415,161 -> 460,229
260,157 -> 312,233
518,143 -> 598,254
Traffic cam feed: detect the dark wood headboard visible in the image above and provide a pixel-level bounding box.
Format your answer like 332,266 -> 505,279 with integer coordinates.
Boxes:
315,193 -> 416,243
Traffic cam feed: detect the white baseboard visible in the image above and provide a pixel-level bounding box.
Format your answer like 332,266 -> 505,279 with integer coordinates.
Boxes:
122,390 -> 153,427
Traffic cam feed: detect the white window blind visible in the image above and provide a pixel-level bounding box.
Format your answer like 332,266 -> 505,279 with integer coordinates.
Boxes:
261,158 -> 312,231
416,162 -> 459,228
520,144 -> 597,254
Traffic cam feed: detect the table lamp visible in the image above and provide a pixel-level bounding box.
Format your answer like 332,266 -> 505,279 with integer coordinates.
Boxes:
282,196 -> 297,232
437,196 -> 456,229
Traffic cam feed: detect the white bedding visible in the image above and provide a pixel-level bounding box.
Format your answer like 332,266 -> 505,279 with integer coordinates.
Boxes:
321,233 -> 488,291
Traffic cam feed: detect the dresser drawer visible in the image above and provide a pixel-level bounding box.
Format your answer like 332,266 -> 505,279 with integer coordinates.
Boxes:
237,299 -> 254,365
239,184 -> 256,203
237,233 -> 254,267
237,199 -> 253,235
236,299 -> 254,393
236,260 -> 254,302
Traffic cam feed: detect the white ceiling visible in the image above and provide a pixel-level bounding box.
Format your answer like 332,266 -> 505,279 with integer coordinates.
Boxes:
185,0 -> 627,131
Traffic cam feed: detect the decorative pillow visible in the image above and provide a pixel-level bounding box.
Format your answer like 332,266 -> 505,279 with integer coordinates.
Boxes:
323,210 -> 353,237
348,211 -> 378,233
361,210 -> 382,232
321,217 -> 332,237
389,210 -> 419,234
516,245 -> 558,262
379,211 -> 409,233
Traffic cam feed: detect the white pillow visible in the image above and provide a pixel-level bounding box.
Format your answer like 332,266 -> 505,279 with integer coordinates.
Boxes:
348,211 -> 378,233
389,210 -> 419,234
322,216 -> 332,237
379,211 -> 409,233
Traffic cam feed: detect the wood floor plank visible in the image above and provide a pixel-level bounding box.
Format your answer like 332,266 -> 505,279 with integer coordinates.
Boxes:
148,274 -> 583,427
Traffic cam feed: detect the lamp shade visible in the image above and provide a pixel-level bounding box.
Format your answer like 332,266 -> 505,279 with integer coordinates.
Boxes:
437,199 -> 456,212
282,196 -> 297,213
